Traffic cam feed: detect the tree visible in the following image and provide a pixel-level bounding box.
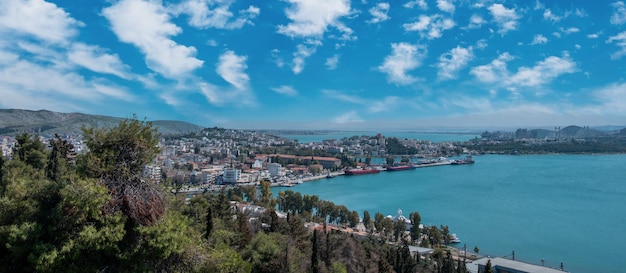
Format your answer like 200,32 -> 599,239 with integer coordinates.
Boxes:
381,218 -> 394,239
385,156 -> 395,166
311,230 -> 320,273
206,207 -> 214,239
365,157 -> 372,166
330,261 -> 347,273
79,117 -> 165,227
409,212 -> 421,242
0,155 -> 4,185
362,210 -> 371,231
393,220 -> 406,242
378,257 -> 393,273
237,211 -> 252,248
13,133 -> 46,170
242,185 -> 257,203
374,212 -> 385,233
483,259 -> 494,273
474,246 -> 480,255
241,233 -> 283,273
441,225 -> 450,244
260,179 -> 274,208
46,134 -> 75,182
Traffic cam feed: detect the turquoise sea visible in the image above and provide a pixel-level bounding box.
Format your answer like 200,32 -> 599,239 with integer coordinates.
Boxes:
274,154 -> 626,273
277,131 -> 479,143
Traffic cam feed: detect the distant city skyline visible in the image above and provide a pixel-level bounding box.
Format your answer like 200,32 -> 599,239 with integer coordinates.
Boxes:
1,0 -> 626,130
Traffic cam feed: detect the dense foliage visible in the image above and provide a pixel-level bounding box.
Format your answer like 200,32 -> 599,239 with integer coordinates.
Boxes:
0,118 -> 468,273
465,137 -> 626,154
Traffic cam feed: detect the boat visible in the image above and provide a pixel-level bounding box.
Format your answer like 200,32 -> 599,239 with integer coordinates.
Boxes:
386,163 -> 414,171
344,168 -> 380,175
449,233 -> 461,243
451,155 -> 475,165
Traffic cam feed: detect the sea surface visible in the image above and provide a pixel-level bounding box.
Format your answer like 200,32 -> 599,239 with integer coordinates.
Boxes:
273,154 -> 626,273
276,131 -> 479,143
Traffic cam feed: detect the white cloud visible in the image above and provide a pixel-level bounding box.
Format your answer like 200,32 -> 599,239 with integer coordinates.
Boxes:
587,33 -> 600,39
471,53 -> 577,88
592,82 -> 626,114
0,0 -> 82,45
102,0 -> 203,78
470,52 -> 513,84
170,0 -> 259,29
207,39 -> 219,46
68,43 -> 132,79
436,46 -> 474,81
611,1 -> 626,25
378,42 -> 427,85
277,0 -> 352,39
368,2 -> 390,24
488,3 -> 520,35
292,43 -> 318,74
271,49 -> 285,68
468,14 -> 485,29
475,39 -> 488,49
199,81 -> 255,107
543,9 -> 561,22
271,85 -> 298,96
560,27 -> 580,35
216,50 -> 249,90
322,89 -> 400,114
403,14 -> 455,39
332,110 -> 363,124
404,0 -> 427,9
369,96 -> 400,113
607,31 -> 626,59
509,54 -> 577,87
437,0 -> 455,14
322,89 -> 366,104
325,54 -> 339,70
531,34 -> 548,45
0,57 -> 134,108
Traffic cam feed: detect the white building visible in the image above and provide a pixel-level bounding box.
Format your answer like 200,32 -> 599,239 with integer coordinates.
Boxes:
268,163 -> 282,177
223,168 -> 241,184
144,165 -> 162,184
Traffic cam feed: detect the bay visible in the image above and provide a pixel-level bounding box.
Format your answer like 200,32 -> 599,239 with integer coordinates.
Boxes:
274,154 -> 626,273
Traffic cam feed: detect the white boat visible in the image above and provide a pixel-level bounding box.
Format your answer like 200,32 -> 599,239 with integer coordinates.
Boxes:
449,233 -> 461,243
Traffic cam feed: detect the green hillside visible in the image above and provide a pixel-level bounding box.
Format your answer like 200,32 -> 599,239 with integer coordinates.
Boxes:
0,109 -> 203,136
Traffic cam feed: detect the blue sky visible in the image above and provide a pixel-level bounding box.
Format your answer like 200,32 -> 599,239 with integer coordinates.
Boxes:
1,0 -> 626,130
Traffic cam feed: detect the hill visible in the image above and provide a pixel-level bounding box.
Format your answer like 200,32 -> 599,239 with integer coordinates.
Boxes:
0,109 -> 203,136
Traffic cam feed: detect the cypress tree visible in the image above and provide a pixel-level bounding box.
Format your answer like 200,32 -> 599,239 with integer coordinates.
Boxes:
205,207 -> 213,239
311,230 -> 319,273
484,259 -> 494,273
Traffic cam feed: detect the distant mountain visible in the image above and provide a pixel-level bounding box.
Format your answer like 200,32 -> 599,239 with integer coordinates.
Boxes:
0,109 -> 203,136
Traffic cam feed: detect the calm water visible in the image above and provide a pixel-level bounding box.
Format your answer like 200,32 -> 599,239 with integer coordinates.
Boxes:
274,154 -> 626,273
277,131 -> 479,143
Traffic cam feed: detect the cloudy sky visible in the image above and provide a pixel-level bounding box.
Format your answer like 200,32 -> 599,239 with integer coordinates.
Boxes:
1,0 -> 626,130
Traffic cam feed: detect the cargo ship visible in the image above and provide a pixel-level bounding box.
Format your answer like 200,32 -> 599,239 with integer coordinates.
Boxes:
344,168 -> 380,175
386,164 -> 414,171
